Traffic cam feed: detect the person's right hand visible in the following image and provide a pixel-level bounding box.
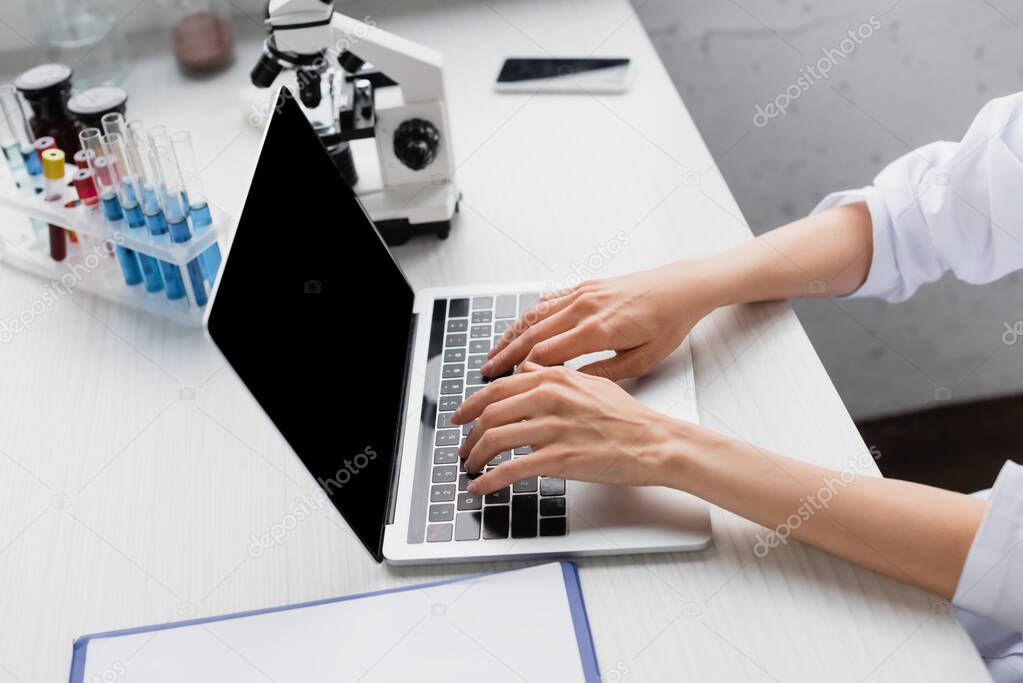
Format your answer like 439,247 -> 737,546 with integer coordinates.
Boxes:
482,262 -> 723,381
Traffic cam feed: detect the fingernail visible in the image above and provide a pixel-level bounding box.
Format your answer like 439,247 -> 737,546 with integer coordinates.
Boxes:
480,361 -> 493,376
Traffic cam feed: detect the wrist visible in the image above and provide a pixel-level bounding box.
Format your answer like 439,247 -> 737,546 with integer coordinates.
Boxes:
645,417 -> 725,492
665,257 -> 738,315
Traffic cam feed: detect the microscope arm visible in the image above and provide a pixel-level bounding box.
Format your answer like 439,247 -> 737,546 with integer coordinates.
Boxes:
328,13 -> 444,104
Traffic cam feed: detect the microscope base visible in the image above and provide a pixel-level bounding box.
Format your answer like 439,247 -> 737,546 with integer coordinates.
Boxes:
358,182 -> 460,245
375,216 -> 452,245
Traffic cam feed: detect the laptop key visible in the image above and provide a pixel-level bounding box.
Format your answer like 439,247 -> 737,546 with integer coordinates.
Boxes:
431,484 -> 455,502
470,325 -> 491,339
445,333 -> 466,347
485,487 -> 510,504
465,385 -> 485,399
511,494 -> 538,538
457,493 -> 482,510
446,319 -> 468,333
540,517 -> 567,536
539,497 -> 566,516
468,354 -> 487,370
442,364 -> 464,379
483,505 -> 510,539
539,477 -> 566,496
429,503 -> 455,523
432,465 -> 457,483
455,511 -> 482,540
439,395 -> 461,411
458,472 -> 482,491
444,348 -> 466,363
494,320 -> 512,335
488,451 -> 511,466
437,412 -> 455,429
440,380 -> 463,395
466,370 -> 484,385
519,293 -> 540,314
435,429 -> 460,446
471,310 -> 493,324
434,447 -> 458,464
496,294 -> 517,318
512,477 -> 538,493
449,298 -> 470,317
472,296 -> 493,310
513,445 -> 532,455
469,339 -> 490,354
427,523 -> 453,542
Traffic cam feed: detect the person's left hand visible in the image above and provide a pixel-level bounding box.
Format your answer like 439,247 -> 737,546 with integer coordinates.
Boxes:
451,362 -> 684,495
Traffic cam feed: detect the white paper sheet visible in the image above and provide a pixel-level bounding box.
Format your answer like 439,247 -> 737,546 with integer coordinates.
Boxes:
77,563 -> 590,683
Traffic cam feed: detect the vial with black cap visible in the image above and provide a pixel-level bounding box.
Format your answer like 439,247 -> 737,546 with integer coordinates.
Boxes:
14,63 -> 78,154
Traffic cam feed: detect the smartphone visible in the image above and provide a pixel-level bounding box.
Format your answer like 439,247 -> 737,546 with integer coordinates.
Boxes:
494,57 -> 632,94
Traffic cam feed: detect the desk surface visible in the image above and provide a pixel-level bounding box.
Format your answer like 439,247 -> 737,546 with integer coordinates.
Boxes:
0,1 -> 987,681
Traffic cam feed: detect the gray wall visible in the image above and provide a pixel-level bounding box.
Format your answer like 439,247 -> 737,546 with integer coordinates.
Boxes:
633,0 -> 1023,419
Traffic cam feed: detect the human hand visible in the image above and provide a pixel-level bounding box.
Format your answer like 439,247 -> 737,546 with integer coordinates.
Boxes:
482,262 -> 721,381
451,362 -> 686,495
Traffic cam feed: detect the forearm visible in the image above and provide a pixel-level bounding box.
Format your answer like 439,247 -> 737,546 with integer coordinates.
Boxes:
688,203 -> 874,306
662,422 -> 986,598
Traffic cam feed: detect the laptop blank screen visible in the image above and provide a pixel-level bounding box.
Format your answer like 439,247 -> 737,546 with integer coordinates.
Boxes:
207,89 -> 415,561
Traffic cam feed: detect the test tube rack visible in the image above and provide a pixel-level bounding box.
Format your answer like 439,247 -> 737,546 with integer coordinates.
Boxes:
0,162 -> 228,327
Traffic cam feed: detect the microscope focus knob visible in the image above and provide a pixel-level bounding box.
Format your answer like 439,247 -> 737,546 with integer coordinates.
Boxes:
393,118 -> 440,171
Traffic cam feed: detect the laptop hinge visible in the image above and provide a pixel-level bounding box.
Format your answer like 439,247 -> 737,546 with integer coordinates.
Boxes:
385,311 -> 418,525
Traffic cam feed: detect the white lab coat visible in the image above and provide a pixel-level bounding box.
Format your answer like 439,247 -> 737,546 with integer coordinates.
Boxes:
812,92 -> 1023,682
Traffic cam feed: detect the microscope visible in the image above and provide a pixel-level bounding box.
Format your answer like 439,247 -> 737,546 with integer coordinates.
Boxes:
250,0 -> 460,244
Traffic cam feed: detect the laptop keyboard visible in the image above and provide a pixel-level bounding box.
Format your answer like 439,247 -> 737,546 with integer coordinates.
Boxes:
425,293 -> 568,542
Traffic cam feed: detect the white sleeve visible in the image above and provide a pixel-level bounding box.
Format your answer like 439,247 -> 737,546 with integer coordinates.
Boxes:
811,92 -> 1023,302
953,461 -> 1023,633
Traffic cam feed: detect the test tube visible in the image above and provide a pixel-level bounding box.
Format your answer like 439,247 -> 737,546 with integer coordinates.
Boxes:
150,125 -> 209,307
0,85 -> 40,176
100,131 -> 163,293
41,148 -> 67,261
170,130 -> 222,287
73,148 -> 94,170
80,127 -> 143,287
72,168 -> 99,207
126,121 -> 186,302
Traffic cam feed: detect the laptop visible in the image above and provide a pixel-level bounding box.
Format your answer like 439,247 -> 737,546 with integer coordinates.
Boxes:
205,87 -> 711,564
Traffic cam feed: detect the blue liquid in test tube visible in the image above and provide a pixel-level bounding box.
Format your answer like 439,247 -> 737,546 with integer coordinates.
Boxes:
102,129 -> 164,293
100,191 -> 144,286
151,125 -> 209,307
141,184 -> 186,300
125,119 -> 188,303
171,130 -> 221,290
165,195 -> 208,307
21,146 -> 41,176
188,200 -> 222,286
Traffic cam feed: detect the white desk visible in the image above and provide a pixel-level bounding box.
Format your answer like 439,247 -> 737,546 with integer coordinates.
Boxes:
0,1 -> 988,681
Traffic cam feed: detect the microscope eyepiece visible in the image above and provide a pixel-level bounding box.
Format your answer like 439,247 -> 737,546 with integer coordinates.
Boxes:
251,48 -> 283,88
